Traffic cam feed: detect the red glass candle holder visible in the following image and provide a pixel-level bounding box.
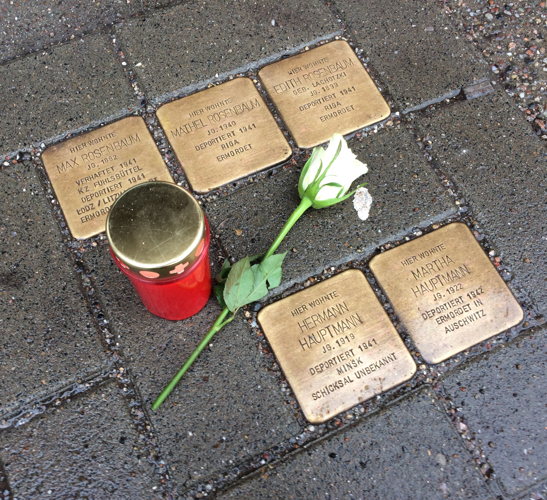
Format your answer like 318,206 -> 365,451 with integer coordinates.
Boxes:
106,182 -> 212,320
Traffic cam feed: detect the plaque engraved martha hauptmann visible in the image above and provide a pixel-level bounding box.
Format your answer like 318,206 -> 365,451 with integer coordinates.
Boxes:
370,223 -> 523,363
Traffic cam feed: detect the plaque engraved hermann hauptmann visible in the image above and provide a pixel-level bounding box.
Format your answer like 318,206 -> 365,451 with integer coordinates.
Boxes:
258,270 -> 416,423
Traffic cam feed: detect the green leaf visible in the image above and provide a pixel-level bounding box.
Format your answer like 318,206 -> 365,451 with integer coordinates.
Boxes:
243,264 -> 269,303
247,253 -> 265,265
222,253 -> 286,312
259,252 -> 286,288
223,257 -> 253,312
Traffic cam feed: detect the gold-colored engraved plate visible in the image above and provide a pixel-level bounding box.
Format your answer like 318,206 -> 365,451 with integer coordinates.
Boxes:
42,116 -> 173,239
258,40 -> 390,148
370,223 -> 523,364
156,78 -> 291,193
258,270 -> 416,423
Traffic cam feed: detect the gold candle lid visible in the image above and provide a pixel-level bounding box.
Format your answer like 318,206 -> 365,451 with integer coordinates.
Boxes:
106,182 -> 206,279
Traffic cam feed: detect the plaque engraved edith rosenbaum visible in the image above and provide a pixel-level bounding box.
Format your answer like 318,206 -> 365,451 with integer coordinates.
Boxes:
42,116 -> 173,239
157,77 -> 291,193
258,270 -> 416,423
370,223 -> 523,363
259,40 -> 390,148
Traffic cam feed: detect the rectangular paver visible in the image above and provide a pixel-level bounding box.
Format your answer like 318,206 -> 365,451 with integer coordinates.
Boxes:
83,245 -> 301,490
443,329 -> 547,497
0,0 -> 141,63
0,381 -> 160,498
0,34 -> 137,157
219,388 -> 491,499
0,163 -> 109,416
332,0 -> 488,111
205,125 -> 457,294
115,0 -> 341,100
416,92 -> 546,316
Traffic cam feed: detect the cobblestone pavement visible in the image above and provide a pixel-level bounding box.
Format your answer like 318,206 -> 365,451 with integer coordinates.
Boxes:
0,1 -> 545,499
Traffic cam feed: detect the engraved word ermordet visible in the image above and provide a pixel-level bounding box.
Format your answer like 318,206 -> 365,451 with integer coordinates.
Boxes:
157,77 -> 291,193
258,270 -> 416,423
259,40 -> 390,148
370,223 -> 523,364
42,116 -> 173,240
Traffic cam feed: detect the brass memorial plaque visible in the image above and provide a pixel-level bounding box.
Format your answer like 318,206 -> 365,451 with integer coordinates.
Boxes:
258,270 -> 416,423
156,78 -> 291,192
258,40 -> 390,148
42,116 -> 173,239
370,223 -> 523,364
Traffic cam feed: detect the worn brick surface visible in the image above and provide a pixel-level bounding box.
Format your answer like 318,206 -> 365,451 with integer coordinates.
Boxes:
0,34 -> 137,157
443,329 -> 546,496
0,381 -> 160,498
84,245 -> 300,489
220,389 -> 491,499
205,126 -> 456,294
0,0 -> 142,63
0,163 -> 108,415
115,0 -> 340,100
332,0 -> 488,112
416,92 -> 546,316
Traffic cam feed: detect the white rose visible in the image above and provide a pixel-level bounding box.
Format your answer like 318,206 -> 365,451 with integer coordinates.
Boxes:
298,134 -> 368,208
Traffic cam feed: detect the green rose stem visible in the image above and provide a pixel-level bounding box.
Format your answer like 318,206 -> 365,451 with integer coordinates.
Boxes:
263,196 -> 312,259
151,196 -> 314,410
151,307 -> 233,410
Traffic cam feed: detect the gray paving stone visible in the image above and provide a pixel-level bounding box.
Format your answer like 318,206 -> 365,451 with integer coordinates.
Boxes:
220,388 -> 491,499
332,0 -> 488,112
115,0 -> 340,100
205,125 -> 456,294
0,34 -> 137,157
0,0 -> 142,63
0,381 -> 160,499
142,0 -> 179,8
443,329 -> 547,497
83,245 -> 300,489
416,92 -> 546,316
517,481 -> 547,500
0,163 -> 108,415
0,460 -> 9,496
